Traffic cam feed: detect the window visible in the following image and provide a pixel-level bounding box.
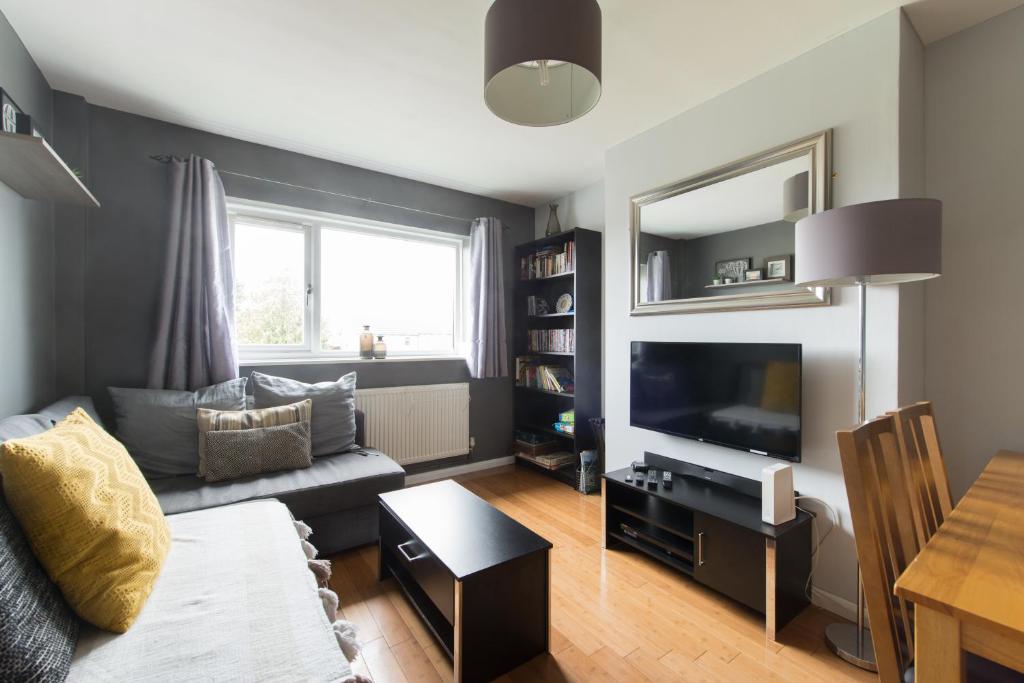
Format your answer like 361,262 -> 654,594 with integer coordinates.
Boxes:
230,200 -> 465,360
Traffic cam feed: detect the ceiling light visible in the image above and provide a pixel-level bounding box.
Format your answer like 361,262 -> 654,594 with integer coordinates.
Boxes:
484,0 -> 602,127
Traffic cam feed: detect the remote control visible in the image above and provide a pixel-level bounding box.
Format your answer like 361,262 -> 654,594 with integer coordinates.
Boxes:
646,470 -> 658,488
662,471 -> 673,489
631,460 -> 649,473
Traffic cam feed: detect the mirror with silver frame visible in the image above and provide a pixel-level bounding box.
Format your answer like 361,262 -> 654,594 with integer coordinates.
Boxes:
631,131 -> 832,315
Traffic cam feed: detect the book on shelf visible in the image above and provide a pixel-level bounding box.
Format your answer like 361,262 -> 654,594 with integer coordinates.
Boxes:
553,421 -> 575,435
526,328 -> 575,353
520,240 -> 575,280
515,356 -> 575,394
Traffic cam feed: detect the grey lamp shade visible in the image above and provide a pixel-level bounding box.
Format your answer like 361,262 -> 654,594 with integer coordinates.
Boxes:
795,198 -> 942,287
484,0 -> 601,126
782,171 -> 810,222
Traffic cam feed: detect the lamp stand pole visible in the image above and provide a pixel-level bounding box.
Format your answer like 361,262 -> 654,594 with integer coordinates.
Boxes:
824,280 -> 878,671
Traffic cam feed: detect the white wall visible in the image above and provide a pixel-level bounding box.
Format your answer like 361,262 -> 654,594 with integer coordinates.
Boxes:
924,5 -> 1024,497
534,180 -> 605,238
603,10 -> 919,615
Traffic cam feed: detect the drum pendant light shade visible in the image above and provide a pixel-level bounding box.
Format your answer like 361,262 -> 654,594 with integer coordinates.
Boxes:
484,0 -> 602,126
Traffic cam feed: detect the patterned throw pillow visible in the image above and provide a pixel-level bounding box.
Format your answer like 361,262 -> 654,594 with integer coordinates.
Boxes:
0,492 -> 79,681
0,408 -> 171,633
197,400 -> 313,482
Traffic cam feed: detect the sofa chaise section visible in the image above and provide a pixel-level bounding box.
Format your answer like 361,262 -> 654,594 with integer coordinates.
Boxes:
68,499 -> 357,682
149,446 -> 404,554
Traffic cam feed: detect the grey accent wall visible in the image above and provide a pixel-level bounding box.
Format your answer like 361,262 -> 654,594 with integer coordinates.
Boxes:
680,221 -> 794,299
0,11 -> 55,416
55,103 -> 533,464
924,5 -> 1024,497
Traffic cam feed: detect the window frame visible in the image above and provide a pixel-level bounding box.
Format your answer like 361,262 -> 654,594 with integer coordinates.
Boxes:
228,198 -> 468,363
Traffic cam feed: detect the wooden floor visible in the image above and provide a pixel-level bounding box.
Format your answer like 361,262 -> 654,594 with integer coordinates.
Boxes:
327,465 -> 878,683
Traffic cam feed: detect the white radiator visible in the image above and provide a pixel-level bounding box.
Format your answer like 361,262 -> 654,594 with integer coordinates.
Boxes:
354,383 -> 470,466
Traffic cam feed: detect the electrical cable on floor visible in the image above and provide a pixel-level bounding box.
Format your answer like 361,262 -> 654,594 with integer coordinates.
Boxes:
795,495 -> 840,601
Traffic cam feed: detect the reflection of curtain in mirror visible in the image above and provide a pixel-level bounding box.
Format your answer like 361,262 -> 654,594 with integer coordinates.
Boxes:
645,250 -> 672,302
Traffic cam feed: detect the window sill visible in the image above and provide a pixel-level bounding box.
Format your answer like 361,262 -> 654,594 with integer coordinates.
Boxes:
239,355 -> 467,367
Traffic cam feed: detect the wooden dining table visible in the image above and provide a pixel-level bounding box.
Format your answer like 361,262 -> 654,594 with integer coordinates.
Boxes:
895,449 -> 1024,682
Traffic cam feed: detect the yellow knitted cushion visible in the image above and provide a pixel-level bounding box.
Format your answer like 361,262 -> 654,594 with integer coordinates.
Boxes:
0,408 -> 171,633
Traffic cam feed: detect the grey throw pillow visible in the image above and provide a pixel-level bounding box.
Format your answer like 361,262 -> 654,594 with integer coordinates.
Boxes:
202,421 -> 313,483
0,492 -> 79,681
109,378 -> 248,478
251,372 -> 357,457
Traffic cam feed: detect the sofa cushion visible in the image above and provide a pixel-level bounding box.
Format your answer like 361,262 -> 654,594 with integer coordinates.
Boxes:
150,448 -> 405,519
67,500 -> 355,682
0,491 -> 79,682
0,409 -> 171,633
109,379 -> 248,478
39,396 -> 104,426
0,414 -> 52,442
251,372 -> 357,457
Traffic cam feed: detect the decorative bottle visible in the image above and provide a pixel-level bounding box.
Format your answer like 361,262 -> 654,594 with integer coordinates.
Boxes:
546,204 -> 561,236
359,325 -> 374,359
372,335 -> 387,359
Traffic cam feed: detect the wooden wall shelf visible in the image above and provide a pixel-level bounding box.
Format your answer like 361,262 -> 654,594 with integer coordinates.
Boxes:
705,277 -> 786,289
0,131 -> 99,207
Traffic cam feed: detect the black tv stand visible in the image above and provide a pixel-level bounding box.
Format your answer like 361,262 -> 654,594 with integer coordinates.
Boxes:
601,452 -> 812,639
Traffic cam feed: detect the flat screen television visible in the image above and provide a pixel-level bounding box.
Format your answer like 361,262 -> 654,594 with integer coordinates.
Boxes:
630,341 -> 802,462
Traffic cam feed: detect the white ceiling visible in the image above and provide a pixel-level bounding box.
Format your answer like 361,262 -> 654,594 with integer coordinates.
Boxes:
641,156 -> 810,239
3,0 -> 1020,206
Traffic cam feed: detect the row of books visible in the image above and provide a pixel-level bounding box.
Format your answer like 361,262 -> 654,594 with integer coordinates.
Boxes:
520,241 -> 575,280
527,328 -> 575,354
515,357 -> 574,394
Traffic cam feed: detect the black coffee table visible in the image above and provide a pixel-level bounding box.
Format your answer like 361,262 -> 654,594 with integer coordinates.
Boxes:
378,480 -> 552,683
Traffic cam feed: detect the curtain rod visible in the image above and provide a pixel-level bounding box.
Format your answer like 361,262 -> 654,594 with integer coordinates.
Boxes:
148,154 -> 508,227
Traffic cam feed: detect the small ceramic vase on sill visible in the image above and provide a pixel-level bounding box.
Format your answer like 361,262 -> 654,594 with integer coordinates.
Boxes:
373,336 -> 387,359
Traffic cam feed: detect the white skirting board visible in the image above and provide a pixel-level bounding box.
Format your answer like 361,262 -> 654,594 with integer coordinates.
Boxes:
404,456 -> 515,486
811,586 -> 861,624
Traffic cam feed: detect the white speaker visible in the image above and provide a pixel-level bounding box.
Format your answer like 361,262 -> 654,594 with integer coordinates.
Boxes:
761,463 -> 795,525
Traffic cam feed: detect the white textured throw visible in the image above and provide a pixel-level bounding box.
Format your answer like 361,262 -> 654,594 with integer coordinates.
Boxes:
301,539 -> 318,559
332,620 -> 361,662
294,519 -> 313,540
319,588 -> 339,622
67,500 -> 356,682
308,558 -> 332,583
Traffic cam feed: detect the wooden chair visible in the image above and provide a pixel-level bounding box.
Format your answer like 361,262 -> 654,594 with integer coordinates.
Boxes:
889,402 -> 954,546
837,415 -> 921,683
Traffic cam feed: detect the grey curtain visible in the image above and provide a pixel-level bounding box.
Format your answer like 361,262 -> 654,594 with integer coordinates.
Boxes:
645,250 -> 672,302
467,217 -> 508,379
148,155 -> 239,390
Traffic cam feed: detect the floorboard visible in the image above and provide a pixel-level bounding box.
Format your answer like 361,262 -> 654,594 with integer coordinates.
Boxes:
328,465 -> 876,682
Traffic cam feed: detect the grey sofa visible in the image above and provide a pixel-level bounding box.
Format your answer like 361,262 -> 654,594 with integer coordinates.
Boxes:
8,396 -> 405,555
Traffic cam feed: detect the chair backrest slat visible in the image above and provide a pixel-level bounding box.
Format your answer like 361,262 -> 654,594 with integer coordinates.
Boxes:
837,416 -> 922,683
889,402 -> 954,545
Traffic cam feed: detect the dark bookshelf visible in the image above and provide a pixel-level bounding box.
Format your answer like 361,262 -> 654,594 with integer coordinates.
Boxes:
513,228 -> 602,491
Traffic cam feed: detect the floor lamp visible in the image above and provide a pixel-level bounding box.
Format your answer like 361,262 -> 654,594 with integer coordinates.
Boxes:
794,198 -> 942,671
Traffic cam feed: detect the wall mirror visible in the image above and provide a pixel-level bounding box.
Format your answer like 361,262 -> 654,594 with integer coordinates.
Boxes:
630,130 -> 832,315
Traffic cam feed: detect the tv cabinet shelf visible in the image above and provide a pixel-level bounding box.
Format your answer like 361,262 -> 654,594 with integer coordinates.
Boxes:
610,503 -> 694,542
608,531 -> 694,576
602,453 -> 813,640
